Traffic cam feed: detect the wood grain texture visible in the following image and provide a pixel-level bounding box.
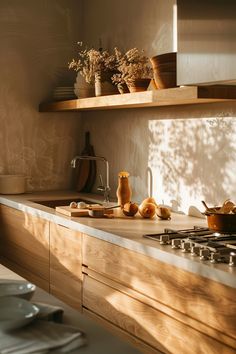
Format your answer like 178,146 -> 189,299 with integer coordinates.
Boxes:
83,308 -> 163,354
39,86 -> 236,112
83,267 -> 236,350
0,205 -> 50,290
50,222 -> 82,310
83,275 -> 235,354
83,235 -> 236,341
0,256 -> 49,291
55,206 -> 90,217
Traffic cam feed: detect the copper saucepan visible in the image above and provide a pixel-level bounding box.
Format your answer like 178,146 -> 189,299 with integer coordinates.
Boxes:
202,201 -> 236,232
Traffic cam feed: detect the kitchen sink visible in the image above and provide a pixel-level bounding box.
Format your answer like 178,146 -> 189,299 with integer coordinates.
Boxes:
31,198 -> 100,209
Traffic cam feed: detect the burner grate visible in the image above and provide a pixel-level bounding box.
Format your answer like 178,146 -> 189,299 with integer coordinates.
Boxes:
143,226 -> 236,266
143,226 -> 211,243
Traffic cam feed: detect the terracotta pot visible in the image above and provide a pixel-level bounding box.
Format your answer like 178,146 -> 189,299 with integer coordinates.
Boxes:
127,78 -> 151,93
117,83 -> 129,94
150,52 -> 177,89
95,72 -> 118,97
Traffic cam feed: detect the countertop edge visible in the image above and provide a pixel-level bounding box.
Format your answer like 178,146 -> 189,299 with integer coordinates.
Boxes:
0,194 -> 235,289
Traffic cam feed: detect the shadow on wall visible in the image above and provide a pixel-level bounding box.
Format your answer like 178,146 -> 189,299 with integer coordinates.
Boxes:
148,113 -> 236,212
81,102 -> 236,212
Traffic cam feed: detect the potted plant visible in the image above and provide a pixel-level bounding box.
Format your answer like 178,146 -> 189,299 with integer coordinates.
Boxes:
111,47 -> 153,93
69,42 -> 117,97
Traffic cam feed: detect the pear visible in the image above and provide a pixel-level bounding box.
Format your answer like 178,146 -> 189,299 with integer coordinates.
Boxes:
139,202 -> 156,218
156,206 -> 171,220
123,202 -> 139,217
141,197 -> 158,207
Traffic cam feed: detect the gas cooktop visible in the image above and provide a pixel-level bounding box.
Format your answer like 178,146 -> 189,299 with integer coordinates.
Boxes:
143,226 -> 236,267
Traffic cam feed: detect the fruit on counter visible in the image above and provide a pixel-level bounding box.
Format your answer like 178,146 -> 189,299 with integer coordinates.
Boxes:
141,197 -> 158,207
156,206 -> 171,220
139,202 -> 156,218
122,202 -> 139,217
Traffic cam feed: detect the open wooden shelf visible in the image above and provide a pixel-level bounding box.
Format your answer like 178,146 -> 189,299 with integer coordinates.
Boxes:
39,85 -> 236,112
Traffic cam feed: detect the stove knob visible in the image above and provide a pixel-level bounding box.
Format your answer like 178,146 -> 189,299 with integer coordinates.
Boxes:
191,246 -> 200,256
160,235 -> 170,245
182,242 -> 191,252
210,252 -> 221,263
200,248 -> 210,260
172,239 -> 182,249
229,252 -> 236,267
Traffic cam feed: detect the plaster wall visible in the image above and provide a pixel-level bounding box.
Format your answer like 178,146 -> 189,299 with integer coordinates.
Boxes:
0,0 -> 82,191
80,0 -> 236,214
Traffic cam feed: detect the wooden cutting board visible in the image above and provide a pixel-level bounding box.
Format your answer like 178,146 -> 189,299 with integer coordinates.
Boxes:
56,206 -> 90,217
55,205 -> 113,217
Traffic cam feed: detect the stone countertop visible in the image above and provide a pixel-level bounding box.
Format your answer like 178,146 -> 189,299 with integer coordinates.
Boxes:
0,264 -> 142,354
0,190 -> 235,288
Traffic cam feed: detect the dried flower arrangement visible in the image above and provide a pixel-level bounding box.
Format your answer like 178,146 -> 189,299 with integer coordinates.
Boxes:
68,42 -> 116,84
111,47 -> 153,91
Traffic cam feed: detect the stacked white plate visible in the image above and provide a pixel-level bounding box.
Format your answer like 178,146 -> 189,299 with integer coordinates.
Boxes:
0,296 -> 39,331
0,280 -> 36,300
0,280 -> 38,331
52,86 -> 76,101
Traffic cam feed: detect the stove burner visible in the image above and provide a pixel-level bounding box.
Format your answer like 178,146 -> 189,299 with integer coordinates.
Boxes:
143,226 -> 236,266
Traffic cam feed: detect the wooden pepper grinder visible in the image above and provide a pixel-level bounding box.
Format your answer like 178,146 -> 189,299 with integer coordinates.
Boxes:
116,171 -> 132,207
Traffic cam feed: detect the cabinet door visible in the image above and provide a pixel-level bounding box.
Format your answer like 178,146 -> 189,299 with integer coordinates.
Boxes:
83,275 -> 235,354
83,234 -> 236,343
0,205 -> 49,291
50,222 -> 82,310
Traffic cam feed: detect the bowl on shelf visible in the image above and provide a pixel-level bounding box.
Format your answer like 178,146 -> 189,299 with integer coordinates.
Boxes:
150,52 -> 177,89
0,296 -> 39,331
0,280 -> 36,300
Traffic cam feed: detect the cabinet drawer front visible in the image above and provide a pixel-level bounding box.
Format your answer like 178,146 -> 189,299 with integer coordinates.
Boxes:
83,275 -> 234,354
83,234 -> 236,339
0,205 -> 49,281
50,223 -> 82,310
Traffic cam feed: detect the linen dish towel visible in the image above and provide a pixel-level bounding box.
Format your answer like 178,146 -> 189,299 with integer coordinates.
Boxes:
33,302 -> 64,323
0,320 -> 87,354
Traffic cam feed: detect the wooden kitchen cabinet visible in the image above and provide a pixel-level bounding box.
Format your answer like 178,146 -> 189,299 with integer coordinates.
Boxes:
49,222 -> 82,311
82,234 -> 236,354
0,205 -> 50,291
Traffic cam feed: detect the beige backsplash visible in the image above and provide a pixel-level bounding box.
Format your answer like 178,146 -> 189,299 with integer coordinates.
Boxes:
81,102 -> 236,214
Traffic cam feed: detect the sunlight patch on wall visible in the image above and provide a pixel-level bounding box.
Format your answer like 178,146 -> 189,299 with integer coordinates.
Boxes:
148,117 -> 236,215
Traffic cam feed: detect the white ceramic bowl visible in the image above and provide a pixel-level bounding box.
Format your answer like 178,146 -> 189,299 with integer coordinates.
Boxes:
0,280 -> 36,300
0,175 -> 26,194
0,296 -> 39,331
